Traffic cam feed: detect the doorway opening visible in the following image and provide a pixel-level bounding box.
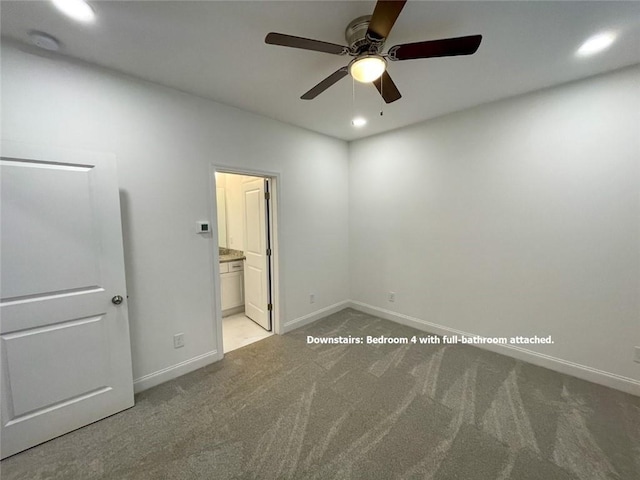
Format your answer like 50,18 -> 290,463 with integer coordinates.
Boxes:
212,170 -> 278,354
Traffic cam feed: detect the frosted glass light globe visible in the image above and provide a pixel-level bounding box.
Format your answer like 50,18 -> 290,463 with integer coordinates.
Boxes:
350,56 -> 386,83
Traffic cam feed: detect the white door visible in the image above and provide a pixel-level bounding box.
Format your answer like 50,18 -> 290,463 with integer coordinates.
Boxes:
242,178 -> 270,330
0,142 -> 134,459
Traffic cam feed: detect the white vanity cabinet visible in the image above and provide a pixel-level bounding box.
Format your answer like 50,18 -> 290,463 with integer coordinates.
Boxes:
220,260 -> 244,315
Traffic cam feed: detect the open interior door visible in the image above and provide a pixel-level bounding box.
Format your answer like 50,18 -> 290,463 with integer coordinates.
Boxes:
0,142 -> 134,458
241,178 -> 271,330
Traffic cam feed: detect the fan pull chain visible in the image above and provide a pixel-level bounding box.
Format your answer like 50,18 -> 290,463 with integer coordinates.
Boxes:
352,76 -> 356,124
380,74 -> 384,117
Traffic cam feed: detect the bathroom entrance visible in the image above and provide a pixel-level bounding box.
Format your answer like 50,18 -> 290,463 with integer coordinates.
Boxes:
214,171 -> 276,352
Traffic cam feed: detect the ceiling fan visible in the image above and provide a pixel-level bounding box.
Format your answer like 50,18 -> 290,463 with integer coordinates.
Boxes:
265,0 -> 482,104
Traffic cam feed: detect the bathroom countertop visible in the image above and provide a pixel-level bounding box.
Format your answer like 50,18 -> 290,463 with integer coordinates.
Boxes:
219,248 -> 245,263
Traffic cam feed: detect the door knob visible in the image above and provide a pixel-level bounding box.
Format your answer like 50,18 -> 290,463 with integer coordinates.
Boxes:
112,295 -> 124,305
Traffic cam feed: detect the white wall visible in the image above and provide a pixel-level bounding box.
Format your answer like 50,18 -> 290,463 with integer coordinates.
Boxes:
3,41 -> 638,395
1,43 -> 350,389
349,66 -> 640,393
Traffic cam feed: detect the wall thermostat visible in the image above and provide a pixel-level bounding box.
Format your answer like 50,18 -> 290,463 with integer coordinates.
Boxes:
196,221 -> 210,234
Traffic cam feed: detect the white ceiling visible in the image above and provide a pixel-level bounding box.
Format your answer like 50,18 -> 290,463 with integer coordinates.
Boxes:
2,1 -> 640,141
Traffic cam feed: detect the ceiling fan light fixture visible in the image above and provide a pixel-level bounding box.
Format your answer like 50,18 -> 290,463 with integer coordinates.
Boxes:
349,55 -> 386,83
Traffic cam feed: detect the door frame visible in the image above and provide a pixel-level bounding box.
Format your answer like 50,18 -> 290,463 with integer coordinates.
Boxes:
209,164 -> 282,356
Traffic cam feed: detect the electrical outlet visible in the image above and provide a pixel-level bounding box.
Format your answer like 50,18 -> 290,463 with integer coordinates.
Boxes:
634,346 -> 640,364
173,333 -> 185,349
310,293 -> 315,304
388,292 -> 396,303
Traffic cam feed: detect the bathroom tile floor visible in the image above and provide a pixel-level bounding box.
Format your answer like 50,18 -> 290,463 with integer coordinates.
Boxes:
222,312 -> 272,353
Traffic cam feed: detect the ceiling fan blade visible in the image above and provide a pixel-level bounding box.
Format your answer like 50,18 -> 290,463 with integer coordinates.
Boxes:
367,0 -> 408,41
372,71 -> 402,103
301,66 -> 349,100
388,35 -> 482,61
265,32 -> 348,55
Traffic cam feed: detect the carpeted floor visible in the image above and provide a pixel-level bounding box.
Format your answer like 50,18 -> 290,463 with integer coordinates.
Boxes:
1,308 -> 639,479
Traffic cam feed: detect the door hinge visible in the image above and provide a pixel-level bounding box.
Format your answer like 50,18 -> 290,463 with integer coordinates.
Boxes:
267,303 -> 273,311
265,192 -> 271,200
266,248 -> 272,256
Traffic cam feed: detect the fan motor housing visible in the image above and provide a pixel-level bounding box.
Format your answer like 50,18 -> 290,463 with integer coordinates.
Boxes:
345,15 -> 382,54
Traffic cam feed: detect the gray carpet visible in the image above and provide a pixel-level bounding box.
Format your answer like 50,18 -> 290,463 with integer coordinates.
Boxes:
1,308 -> 639,479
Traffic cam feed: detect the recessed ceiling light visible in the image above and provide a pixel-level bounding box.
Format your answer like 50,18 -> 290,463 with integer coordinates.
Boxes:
51,0 -> 95,23
576,32 -> 616,57
352,117 -> 367,127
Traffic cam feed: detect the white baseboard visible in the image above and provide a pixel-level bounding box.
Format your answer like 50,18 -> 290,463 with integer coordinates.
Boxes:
133,301 -> 350,392
348,300 -> 640,397
283,300 -> 350,333
222,306 -> 245,317
133,350 -> 221,393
